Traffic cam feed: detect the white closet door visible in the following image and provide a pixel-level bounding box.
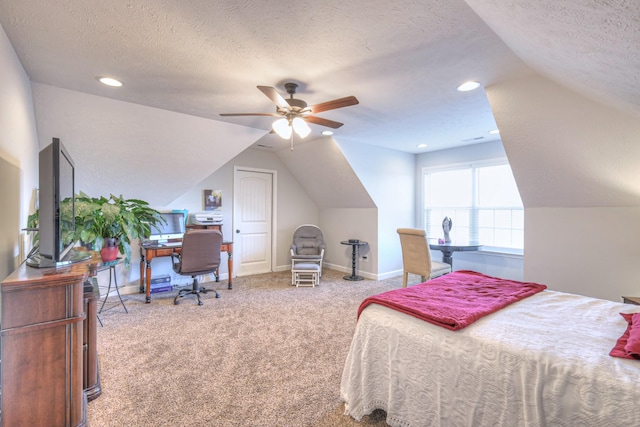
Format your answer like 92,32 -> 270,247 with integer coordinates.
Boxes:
233,169 -> 273,276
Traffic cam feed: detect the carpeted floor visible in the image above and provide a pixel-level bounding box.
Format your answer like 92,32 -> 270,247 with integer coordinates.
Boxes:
88,269 -> 404,426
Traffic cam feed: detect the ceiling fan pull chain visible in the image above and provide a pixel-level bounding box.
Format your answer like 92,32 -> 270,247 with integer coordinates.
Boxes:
290,132 -> 294,151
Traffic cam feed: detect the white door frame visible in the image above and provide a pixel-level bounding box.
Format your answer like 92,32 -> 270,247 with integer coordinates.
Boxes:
233,166 -> 277,275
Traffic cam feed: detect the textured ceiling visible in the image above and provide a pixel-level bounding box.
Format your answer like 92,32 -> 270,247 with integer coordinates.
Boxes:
466,0 -> 640,117
0,0 -> 638,154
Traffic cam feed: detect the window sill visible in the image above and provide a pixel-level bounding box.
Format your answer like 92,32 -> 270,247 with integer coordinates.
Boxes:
476,246 -> 523,258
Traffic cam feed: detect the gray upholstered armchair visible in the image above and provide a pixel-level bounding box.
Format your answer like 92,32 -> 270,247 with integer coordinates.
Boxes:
290,225 -> 325,286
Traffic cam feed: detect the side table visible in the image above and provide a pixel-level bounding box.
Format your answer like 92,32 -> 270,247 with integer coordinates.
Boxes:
341,240 -> 368,281
622,296 -> 640,305
98,258 -> 128,315
428,240 -> 482,267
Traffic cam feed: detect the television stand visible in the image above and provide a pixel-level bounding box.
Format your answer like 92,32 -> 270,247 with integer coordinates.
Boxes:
1,260 -> 90,426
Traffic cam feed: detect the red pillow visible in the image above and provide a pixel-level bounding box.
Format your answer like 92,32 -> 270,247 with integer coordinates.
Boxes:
610,312 -> 640,360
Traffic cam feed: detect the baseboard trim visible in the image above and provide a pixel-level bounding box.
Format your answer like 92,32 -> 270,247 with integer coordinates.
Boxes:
260,264 -> 404,282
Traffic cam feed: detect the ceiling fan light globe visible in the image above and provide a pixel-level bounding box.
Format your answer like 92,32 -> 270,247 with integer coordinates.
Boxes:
272,118 -> 292,139
292,117 -> 311,138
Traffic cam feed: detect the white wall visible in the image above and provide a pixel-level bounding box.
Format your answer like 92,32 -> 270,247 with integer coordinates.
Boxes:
336,140 -> 415,278
0,22 -> 40,279
487,74 -> 640,301
526,207 -> 640,301
320,208 -> 378,278
132,147 -> 319,289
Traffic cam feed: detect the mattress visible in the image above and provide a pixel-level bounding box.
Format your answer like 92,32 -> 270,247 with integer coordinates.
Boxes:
340,289 -> 640,427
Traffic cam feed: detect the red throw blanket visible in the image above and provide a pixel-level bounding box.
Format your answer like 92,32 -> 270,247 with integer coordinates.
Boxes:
358,270 -> 547,331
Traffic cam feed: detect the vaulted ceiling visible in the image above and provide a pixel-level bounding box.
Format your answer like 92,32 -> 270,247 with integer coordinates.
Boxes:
1,0 -> 639,209
5,1 -> 636,156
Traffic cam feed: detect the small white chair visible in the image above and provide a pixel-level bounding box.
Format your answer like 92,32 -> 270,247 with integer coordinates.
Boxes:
291,262 -> 320,287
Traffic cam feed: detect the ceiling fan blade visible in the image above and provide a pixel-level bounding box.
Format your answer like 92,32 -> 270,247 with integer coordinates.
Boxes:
219,113 -> 280,117
257,86 -> 290,109
304,115 -> 344,129
309,96 -> 359,114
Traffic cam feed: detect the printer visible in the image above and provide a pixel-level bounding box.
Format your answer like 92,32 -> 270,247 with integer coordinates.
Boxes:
190,212 -> 223,226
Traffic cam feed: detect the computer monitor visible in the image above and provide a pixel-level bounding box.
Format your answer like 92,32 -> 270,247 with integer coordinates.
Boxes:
149,212 -> 185,242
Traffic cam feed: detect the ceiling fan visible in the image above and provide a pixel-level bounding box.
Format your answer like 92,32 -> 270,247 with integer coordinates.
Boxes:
220,82 -> 359,149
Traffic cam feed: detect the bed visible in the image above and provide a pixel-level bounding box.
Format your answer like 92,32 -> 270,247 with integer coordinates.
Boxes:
340,271 -> 640,427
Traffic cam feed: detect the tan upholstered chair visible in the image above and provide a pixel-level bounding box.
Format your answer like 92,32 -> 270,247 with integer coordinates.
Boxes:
397,228 -> 451,287
171,229 -> 223,305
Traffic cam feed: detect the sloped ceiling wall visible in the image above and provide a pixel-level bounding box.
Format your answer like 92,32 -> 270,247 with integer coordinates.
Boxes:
487,73 -> 640,208
467,0 -> 640,209
32,83 -> 265,206
276,138 -> 376,209
466,0 -> 640,118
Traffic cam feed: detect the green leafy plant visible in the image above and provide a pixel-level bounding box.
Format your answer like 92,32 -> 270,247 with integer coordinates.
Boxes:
26,198 -> 75,248
27,210 -> 40,244
74,193 -> 165,266
27,193 -> 164,267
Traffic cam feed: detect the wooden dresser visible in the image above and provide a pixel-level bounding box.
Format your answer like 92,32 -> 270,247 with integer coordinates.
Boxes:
1,260 -> 91,426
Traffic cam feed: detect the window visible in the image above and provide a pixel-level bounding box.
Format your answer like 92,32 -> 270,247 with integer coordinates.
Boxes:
423,159 -> 523,250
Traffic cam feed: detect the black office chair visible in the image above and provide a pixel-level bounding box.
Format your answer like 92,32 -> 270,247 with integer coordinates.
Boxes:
171,229 -> 223,305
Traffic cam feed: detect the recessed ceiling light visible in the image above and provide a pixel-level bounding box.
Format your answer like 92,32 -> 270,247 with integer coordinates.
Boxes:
462,136 -> 485,142
97,77 -> 123,87
321,130 -> 333,136
417,143 -> 428,148
489,129 -> 500,134
456,81 -> 481,92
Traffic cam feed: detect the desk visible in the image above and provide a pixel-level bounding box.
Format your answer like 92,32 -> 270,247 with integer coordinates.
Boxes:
140,241 -> 233,303
341,240 -> 368,281
428,240 -> 482,267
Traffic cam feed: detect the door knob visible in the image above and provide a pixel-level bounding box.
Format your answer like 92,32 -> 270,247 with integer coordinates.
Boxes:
236,229 -> 240,233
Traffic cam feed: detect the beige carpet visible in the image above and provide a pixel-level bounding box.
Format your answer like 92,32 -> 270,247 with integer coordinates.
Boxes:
88,269 -> 405,427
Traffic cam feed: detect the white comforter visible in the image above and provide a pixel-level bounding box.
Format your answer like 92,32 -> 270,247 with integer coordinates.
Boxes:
341,290 -> 640,427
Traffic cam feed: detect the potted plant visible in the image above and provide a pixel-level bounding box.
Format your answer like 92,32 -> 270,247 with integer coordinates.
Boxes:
74,193 -> 164,266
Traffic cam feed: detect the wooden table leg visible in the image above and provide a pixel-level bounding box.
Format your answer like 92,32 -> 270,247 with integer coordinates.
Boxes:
145,259 -> 152,303
139,252 -> 145,293
227,247 -> 233,289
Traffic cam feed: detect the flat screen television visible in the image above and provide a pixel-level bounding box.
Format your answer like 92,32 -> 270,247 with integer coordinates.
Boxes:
148,212 -> 186,243
27,137 -> 91,268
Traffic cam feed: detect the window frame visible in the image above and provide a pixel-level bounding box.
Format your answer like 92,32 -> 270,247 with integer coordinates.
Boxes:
421,157 -> 524,252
